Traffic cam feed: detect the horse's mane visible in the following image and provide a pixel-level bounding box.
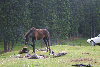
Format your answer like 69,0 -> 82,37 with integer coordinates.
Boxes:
25,30 -> 30,37
25,27 -> 36,37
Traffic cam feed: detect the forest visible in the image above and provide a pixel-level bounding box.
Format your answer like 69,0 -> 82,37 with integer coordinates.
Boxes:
0,0 -> 100,52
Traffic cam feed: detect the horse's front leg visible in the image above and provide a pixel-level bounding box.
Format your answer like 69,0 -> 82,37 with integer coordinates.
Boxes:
32,38 -> 37,53
32,41 -> 35,53
31,38 -> 35,53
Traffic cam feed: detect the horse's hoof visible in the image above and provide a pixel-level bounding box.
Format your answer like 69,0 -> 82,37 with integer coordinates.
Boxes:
49,51 -> 51,53
32,52 -> 35,53
49,49 -> 51,53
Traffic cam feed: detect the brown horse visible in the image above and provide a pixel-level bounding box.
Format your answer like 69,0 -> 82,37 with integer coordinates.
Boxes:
25,27 -> 51,53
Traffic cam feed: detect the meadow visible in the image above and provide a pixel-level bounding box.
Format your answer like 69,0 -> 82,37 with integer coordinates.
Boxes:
0,38 -> 100,67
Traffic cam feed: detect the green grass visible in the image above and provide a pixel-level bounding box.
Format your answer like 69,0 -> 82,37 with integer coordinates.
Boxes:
66,38 -> 90,46
0,38 -> 100,67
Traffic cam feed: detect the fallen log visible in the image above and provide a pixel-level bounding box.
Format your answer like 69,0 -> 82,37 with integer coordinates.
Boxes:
52,51 -> 67,57
71,58 -> 93,62
72,64 -> 92,67
28,54 -> 48,59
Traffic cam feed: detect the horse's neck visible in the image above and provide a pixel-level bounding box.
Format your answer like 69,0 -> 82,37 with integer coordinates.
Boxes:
25,30 -> 31,39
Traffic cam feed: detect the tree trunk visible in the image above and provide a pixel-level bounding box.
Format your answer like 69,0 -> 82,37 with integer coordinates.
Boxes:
55,35 -> 57,45
55,38 -> 57,45
58,39 -> 61,45
63,40 -> 65,45
94,24 -> 95,37
70,33 -> 72,40
8,41 -> 10,52
50,35 -> 52,46
11,41 -> 14,51
91,22 -> 92,38
41,39 -> 44,48
4,40 -> 7,53
77,32 -> 79,37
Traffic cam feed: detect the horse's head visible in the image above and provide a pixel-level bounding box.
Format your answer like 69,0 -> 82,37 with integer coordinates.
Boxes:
25,27 -> 35,45
25,34 -> 30,45
25,37 -> 28,45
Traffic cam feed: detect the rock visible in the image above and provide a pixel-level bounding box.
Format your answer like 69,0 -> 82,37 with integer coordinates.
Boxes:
10,56 -> 14,58
16,54 -> 20,58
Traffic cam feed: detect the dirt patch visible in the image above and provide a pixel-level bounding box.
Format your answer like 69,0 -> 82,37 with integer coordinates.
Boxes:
82,53 -> 90,54
71,58 -> 93,62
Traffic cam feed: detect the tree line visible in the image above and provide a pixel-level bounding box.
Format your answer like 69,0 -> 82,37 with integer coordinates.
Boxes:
0,0 -> 100,52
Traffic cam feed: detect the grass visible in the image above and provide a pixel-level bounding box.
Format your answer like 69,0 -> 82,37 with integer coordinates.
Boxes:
0,38 -> 100,67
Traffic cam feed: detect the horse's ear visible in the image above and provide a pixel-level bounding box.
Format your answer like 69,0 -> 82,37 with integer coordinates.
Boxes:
33,27 -> 36,29
30,29 -> 33,33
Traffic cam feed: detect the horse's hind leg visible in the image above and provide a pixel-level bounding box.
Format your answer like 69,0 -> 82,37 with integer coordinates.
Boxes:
47,39 -> 51,53
43,39 -> 48,52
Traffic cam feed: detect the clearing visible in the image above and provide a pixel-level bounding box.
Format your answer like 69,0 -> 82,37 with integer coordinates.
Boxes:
0,38 -> 100,67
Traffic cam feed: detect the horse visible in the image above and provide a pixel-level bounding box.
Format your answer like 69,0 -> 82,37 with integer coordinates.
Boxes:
25,27 -> 51,53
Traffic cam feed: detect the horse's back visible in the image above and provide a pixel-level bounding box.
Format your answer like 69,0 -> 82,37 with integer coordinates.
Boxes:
34,29 -> 49,40
36,29 -> 49,34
